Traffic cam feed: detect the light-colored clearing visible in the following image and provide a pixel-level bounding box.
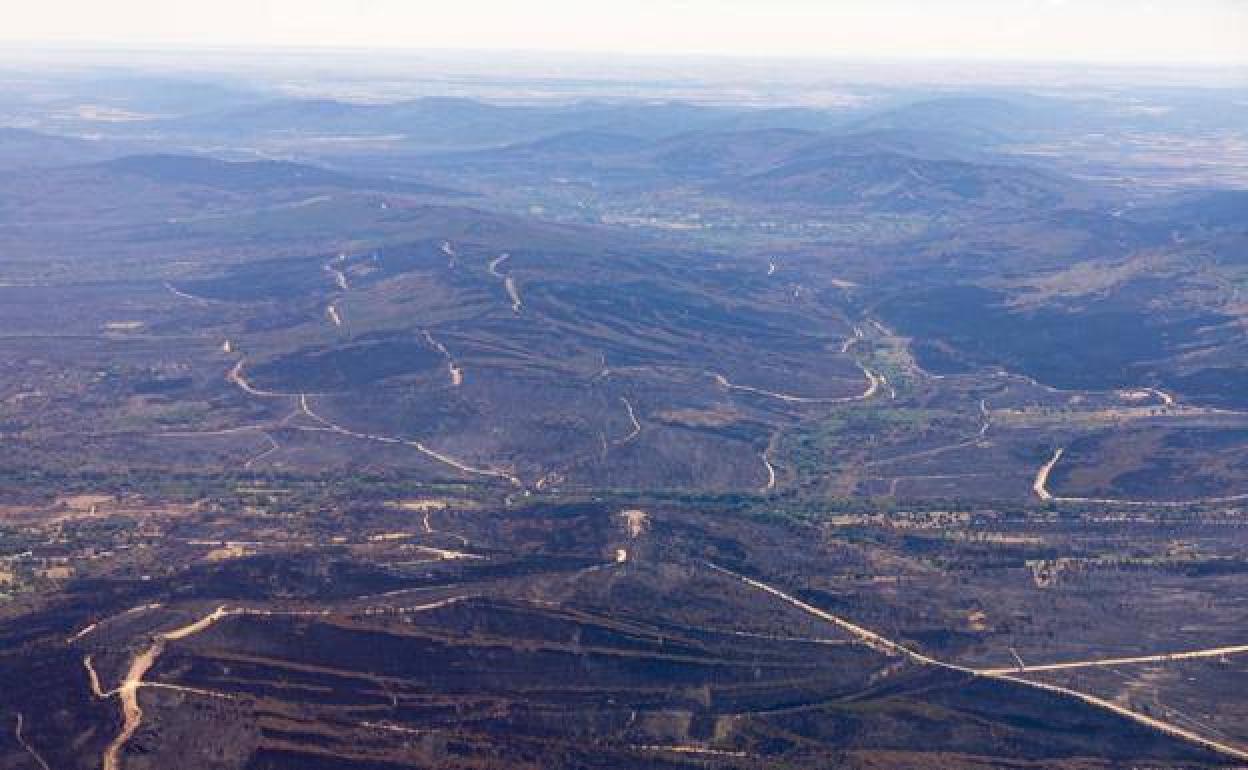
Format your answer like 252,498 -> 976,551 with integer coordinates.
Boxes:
619,509 -> 650,538
392,499 -> 451,513
635,745 -> 747,758
104,321 -> 144,332
203,544 -> 253,562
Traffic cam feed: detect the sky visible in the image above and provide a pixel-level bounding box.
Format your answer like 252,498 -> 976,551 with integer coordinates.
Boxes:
3,0 -> 1246,65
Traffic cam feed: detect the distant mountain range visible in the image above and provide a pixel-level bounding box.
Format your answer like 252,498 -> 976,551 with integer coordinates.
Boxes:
411,108 -> 1078,212
0,127 -> 124,170
93,154 -> 459,196
163,95 -> 861,148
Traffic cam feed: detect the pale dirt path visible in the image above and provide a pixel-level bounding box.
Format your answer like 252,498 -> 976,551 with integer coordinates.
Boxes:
298,394 -> 523,487
227,359 -> 293,399
69,622 -> 100,644
981,643 -> 1248,675
347,595 -> 471,618
840,325 -> 864,354
70,604 -> 164,644
1000,371 -> 1179,408
84,655 -> 106,697
398,545 -> 484,562
94,598 -> 467,770
503,277 -> 522,313
487,253 -> 522,313
1032,447 -> 1248,506
229,350 -> 512,483
635,745 -> 748,758
13,713 -> 52,770
163,359 -> 309,470
867,400 -> 992,470
1152,388 -> 1176,407
422,330 -> 463,387
705,562 -> 954,666
990,671 -> 1248,763
760,451 -> 777,493
709,362 -> 879,405
614,397 -> 642,445
708,562 -> 1248,762
242,432 -> 281,469
759,431 -> 781,493
99,605 -> 232,770
886,473 -> 996,497
487,253 -> 510,278
163,282 -> 211,303
1032,447 -> 1064,501
324,262 -> 349,291
321,258 -> 350,330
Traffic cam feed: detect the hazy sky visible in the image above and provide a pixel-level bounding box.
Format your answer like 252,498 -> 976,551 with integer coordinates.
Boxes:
5,0 -> 1246,65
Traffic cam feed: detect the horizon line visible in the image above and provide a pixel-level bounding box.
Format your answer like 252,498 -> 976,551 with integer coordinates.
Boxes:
3,39 -> 1246,72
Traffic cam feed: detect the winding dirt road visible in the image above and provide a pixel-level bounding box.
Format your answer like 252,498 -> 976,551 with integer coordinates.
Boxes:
99,605 -> 234,770
92,604 -> 366,770
227,359 -> 291,399
1032,447 -> 1064,501
981,643 -> 1248,675
614,397 -> 642,444
708,562 -> 1248,762
1032,447 -> 1248,506
487,253 -> 523,312
298,394 -> 522,487
709,363 -> 879,405
422,330 -> 464,386
868,402 -> 992,470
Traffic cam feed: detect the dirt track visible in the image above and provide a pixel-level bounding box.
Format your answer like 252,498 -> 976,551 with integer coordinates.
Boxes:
615,397 -> 642,444
298,394 -> 523,487
1032,446 -> 1248,506
13,713 -> 51,770
709,362 -> 879,404
709,561 -> 1248,762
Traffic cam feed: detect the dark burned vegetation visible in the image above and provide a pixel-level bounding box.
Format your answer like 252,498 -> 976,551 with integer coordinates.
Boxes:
1,70 -> 1247,770
249,336 -> 445,392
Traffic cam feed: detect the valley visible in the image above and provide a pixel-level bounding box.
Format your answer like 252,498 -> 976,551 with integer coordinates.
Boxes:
0,60 -> 1246,769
